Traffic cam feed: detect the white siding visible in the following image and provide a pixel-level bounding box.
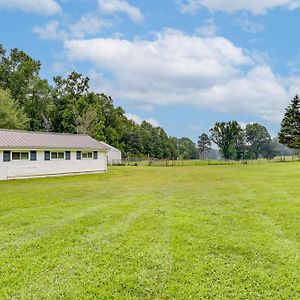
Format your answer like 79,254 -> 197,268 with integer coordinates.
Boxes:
107,149 -> 122,165
0,150 -> 107,180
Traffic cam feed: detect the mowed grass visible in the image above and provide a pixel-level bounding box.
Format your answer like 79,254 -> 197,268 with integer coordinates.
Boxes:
0,164 -> 300,299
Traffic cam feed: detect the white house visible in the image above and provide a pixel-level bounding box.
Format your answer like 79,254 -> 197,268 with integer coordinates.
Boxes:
0,129 -> 111,180
101,142 -> 122,165
107,146 -> 122,165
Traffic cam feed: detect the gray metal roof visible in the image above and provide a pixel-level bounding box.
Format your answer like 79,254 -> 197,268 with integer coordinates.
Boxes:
100,141 -> 121,152
0,129 -> 110,151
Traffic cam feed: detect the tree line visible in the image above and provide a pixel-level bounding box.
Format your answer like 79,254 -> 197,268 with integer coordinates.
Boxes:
197,94 -> 300,161
0,45 -> 296,161
0,45 -> 199,160
197,122 -> 283,160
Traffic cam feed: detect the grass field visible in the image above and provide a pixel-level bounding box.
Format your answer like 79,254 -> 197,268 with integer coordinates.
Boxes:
1,164 -> 300,299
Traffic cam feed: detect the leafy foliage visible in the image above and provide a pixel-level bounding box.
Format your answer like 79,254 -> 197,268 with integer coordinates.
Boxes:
197,133 -> 212,159
210,121 -> 242,160
245,123 -> 271,159
0,88 -> 28,129
278,95 -> 300,150
210,121 -> 276,160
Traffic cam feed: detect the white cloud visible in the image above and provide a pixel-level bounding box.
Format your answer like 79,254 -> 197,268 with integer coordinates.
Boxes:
33,21 -> 66,40
177,0 -> 300,15
238,121 -> 255,129
196,19 -> 218,37
0,0 -> 61,15
234,15 -> 265,33
146,118 -> 160,127
98,0 -> 144,22
64,29 -> 299,123
125,113 -> 160,127
125,113 -> 142,124
33,14 -> 110,41
70,13 -> 111,39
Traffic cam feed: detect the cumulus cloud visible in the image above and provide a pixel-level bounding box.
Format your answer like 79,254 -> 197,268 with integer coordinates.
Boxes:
33,21 -> 66,40
33,14 -> 110,40
70,13 -> 111,39
177,0 -> 300,15
64,29 -> 299,123
0,0 -> 61,15
125,113 -> 160,127
98,0 -> 144,22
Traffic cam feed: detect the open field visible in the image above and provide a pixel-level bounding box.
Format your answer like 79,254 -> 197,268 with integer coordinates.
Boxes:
1,164 -> 300,299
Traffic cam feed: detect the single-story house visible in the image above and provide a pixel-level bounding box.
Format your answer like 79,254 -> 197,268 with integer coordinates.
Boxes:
101,142 -> 122,165
0,129 -> 111,180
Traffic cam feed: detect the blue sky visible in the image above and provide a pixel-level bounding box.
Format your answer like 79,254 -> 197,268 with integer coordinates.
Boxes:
1,0 -> 300,141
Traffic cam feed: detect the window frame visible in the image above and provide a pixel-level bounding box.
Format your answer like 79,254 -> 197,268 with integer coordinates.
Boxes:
50,151 -> 65,160
3,151 -> 11,162
65,151 -> 71,160
44,151 -> 50,161
82,151 -> 93,159
76,151 -> 82,160
30,151 -> 37,161
11,151 -> 29,161
93,151 -> 98,160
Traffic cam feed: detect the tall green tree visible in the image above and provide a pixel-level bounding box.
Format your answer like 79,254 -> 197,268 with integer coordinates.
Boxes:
197,133 -> 212,159
140,121 -> 155,157
177,137 -> 198,159
0,89 -> 28,129
0,46 -> 42,104
51,72 -> 90,133
210,121 -> 242,160
236,129 -> 246,160
0,45 -> 52,131
278,95 -> 300,151
245,123 -> 271,159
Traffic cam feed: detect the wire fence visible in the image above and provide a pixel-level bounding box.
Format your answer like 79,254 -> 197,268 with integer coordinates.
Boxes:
117,156 -> 300,167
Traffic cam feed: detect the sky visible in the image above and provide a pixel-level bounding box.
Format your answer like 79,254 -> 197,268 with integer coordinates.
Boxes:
1,0 -> 300,141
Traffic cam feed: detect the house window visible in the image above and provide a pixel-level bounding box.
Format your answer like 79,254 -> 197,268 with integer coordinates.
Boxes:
12,152 -> 29,161
30,151 -> 37,161
3,151 -> 10,162
44,151 -> 50,161
93,151 -> 98,160
51,152 -> 65,160
76,151 -> 81,160
66,151 -> 71,160
82,152 -> 93,159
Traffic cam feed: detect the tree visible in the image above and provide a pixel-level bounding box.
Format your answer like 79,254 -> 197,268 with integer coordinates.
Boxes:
278,95 -> 300,151
236,129 -> 246,160
197,133 -> 212,159
140,121 -> 155,157
51,72 -> 90,133
245,123 -> 271,159
0,46 -> 42,105
0,45 -> 52,131
177,137 -> 198,159
0,89 -> 28,129
210,121 -> 241,160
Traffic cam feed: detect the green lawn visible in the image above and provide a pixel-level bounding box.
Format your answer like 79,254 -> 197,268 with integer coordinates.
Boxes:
1,164 -> 300,299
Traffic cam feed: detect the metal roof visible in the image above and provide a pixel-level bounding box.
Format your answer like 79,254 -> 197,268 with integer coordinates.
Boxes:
0,129 -> 110,151
100,141 -> 121,152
